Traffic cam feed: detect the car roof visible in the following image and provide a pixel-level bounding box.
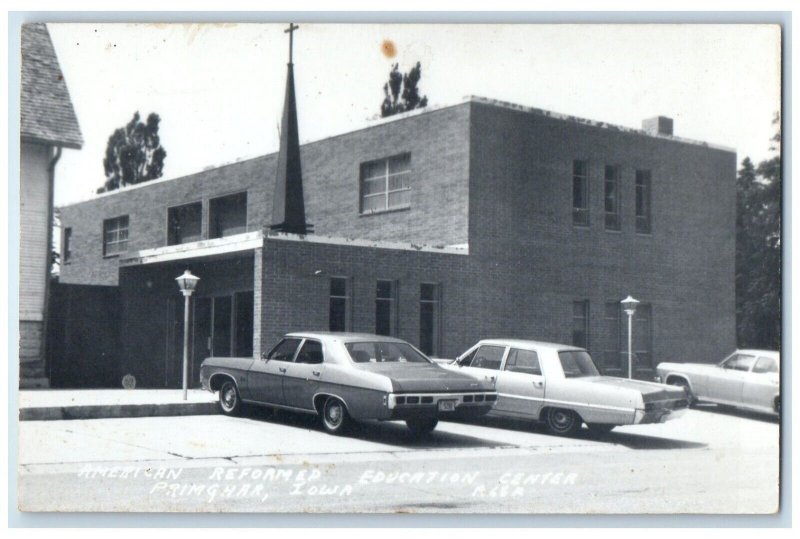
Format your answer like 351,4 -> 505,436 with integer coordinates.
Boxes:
285,331 -> 410,344
737,349 -> 780,360
475,338 -> 585,352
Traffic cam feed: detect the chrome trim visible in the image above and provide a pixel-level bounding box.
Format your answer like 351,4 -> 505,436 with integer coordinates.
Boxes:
525,396 -> 637,414
387,391 -> 497,410
241,399 -> 318,415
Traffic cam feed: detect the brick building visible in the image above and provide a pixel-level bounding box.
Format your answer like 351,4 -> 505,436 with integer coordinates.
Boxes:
57,95 -> 736,388
20,23 -> 83,388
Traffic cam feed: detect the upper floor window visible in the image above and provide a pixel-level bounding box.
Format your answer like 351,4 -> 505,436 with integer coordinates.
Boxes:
572,160 -> 589,227
209,192 -> 247,239
62,227 -> 72,263
168,202 -> 202,246
604,165 -> 621,231
636,170 -> 652,234
103,216 -> 129,256
360,153 -> 411,214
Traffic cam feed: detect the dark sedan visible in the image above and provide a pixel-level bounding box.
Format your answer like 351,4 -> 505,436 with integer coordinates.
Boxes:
200,332 -> 497,435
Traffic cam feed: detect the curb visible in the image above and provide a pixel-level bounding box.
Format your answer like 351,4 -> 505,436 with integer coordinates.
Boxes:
19,401 -> 221,421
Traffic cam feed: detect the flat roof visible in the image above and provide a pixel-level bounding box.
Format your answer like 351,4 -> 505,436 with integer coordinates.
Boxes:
59,95 -> 734,207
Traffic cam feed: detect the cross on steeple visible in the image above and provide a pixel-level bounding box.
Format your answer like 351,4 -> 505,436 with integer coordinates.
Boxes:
284,23 -> 299,64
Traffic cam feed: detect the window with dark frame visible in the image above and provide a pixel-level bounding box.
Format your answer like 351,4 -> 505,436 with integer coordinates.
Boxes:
167,202 -> 202,245
329,277 -> 350,332
603,301 -> 622,372
419,283 -> 441,357
572,160 -> 589,226
209,192 -> 247,239
604,165 -> 621,231
375,280 -> 397,336
636,170 -> 652,234
62,227 -> 72,263
572,300 -> 590,349
633,303 -> 653,370
103,216 -> 129,256
360,153 -> 411,214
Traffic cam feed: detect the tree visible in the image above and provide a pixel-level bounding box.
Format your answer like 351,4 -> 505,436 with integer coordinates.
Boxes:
381,62 -> 429,118
99,112 -> 166,193
736,113 -> 781,349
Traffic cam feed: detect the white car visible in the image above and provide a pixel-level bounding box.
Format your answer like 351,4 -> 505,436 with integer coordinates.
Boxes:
656,350 -> 780,416
441,339 -> 688,436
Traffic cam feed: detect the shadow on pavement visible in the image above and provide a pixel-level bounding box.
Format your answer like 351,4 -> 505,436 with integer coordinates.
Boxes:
451,415 -> 707,450
242,405 -> 514,450
691,403 -> 780,424
591,431 -> 707,450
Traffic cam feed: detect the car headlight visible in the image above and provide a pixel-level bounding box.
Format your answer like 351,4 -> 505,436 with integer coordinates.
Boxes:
654,375 -> 662,383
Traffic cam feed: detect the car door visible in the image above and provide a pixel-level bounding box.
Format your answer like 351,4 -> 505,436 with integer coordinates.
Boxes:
742,355 -> 779,411
494,347 -> 545,418
457,344 -> 507,387
709,353 -> 757,403
245,337 -> 301,404
283,339 -> 325,410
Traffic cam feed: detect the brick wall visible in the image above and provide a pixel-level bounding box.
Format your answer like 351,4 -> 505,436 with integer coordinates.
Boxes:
260,237 -> 475,359
58,104 -> 471,286
467,102 -> 737,369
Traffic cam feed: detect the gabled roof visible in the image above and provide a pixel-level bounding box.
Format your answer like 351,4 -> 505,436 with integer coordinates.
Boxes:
20,23 -> 83,149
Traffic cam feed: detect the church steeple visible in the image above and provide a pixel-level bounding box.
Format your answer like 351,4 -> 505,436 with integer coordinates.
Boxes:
270,23 -> 312,234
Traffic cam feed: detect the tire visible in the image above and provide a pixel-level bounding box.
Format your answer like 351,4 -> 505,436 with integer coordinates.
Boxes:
406,418 -> 439,437
321,397 -> 350,435
587,423 -> 615,435
668,377 -> 695,407
545,408 -> 581,436
218,380 -> 242,416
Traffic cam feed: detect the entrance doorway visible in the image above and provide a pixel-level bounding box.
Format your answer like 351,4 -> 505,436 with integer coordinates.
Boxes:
168,291 -> 253,388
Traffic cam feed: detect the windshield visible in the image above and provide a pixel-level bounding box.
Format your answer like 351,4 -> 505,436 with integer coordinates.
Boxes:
345,341 -> 431,364
558,350 -> 600,378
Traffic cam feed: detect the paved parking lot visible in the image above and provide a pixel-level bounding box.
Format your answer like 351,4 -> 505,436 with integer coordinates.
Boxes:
17,404 -> 780,513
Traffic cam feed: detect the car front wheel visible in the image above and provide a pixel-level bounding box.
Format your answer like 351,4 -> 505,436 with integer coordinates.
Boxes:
219,380 -> 242,416
406,418 -> 439,437
545,408 -> 581,436
321,397 -> 350,435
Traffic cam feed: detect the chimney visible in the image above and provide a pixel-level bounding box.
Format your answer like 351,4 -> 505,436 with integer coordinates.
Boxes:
642,116 -> 674,137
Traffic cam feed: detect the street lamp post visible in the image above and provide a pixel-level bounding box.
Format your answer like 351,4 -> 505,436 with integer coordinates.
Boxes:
175,270 -> 200,400
621,295 -> 639,380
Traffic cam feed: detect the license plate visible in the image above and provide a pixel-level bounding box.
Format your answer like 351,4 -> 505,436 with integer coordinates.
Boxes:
438,400 -> 457,412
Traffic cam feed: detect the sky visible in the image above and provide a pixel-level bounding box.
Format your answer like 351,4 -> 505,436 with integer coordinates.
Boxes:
47,23 -> 781,206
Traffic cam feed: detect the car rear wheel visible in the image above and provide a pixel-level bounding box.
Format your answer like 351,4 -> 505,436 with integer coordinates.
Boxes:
406,418 -> 439,437
321,397 -> 350,435
545,408 -> 581,436
219,380 -> 242,416
586,423 -> 615,435
668,378 -> 695,406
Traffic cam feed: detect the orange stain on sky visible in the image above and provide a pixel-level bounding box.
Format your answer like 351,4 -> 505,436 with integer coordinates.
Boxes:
381,40 -> 397,58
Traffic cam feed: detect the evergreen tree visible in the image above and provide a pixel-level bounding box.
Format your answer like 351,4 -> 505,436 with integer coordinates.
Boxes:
381,62 -> 429,117
736,113 -> 781,349
99,112 -> 166,193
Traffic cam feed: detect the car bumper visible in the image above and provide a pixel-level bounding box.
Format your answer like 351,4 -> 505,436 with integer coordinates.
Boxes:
633,403 -> 688,424
385,392 -> 496,420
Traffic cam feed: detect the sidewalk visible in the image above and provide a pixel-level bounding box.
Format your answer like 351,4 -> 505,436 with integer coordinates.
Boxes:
18,389 -> 219,421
